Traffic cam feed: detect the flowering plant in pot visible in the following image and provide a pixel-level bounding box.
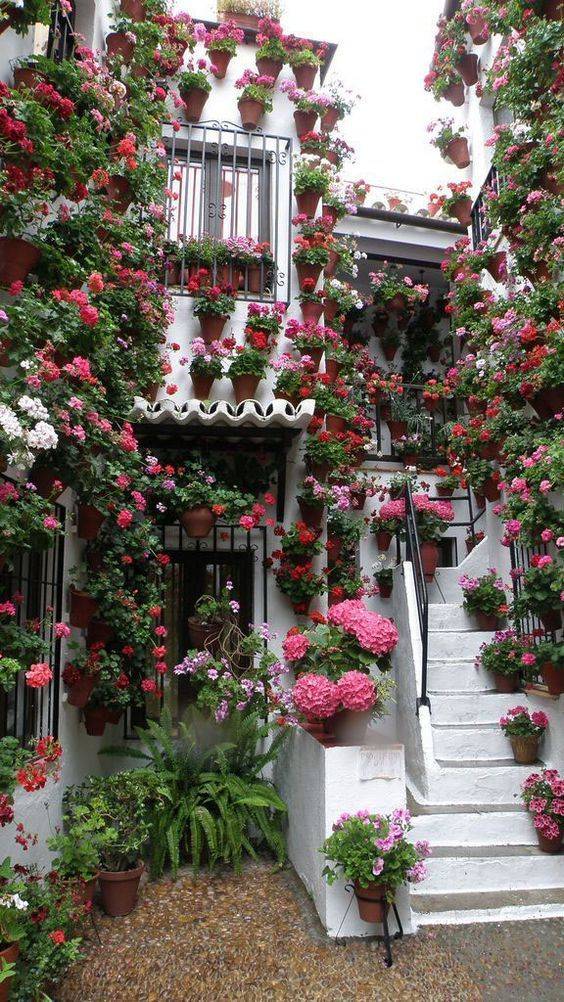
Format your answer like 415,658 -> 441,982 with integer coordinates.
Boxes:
474,629 -> 530,693
320,79 -> 358,131
271,352 -> 315,403
369,268 -> 429,314
286,318 -> 340,369
292,231 -> 331,290
300,131 -> 355,170
465,526 -> 485,553
297,278 -> 325,322
189,271 -> 236,343
292,670 -> 382,743
371,499 -> 405,551
499,706 -> 548,765
255,17 -> 287,79
521,768 -> 564,853
177,61 -> 213,122
434,466 -> 459,497
0,858 -> 29,994
442,180 -> 473,226
350,178 -> 371,206
324,279 -> 364,327
284,35 -> 327,90
296,475 -> 327,528
393,431 -> 426,467
187,584 -> 237,651
326,508 -> 363,563
280,81 -> 330,135
272,552 -> 325,615
244,301 -> 286,350
422,378 -> 446,412
0,481 -> 62,565
513,556 -> 564,633
293,154 -> 333,217
314,382 -> 355,433
323,179 -> 358,224
532,640 -> 564,696
459,570 -> 510,630
321,808 -> 429,922
372,552 -> 396,599
424,60 -> 465,105
304,431 -> 349,480
47,814 -> 110,902
187,337 -> 225,400
217,0 -> 282,28
428,118 -> 470,169
235,70 -> 275,129
200,19 -> 244,78
227,345 -> 269,403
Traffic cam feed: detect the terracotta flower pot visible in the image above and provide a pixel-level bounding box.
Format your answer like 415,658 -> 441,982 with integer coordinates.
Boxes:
181,87 -> 209,122
456,52 -> 479,86
382,343 -> 398,362
451,197 -> 473,227
322,204 -> 339,227
509,734 -> 540,765
244,264 -> 262,293
475,611 -> 499,631
13,66 -> 45,89
293,63 -> 317,89
30,466 -> 65,499
208,48 -> 232,79
0,942 -> 19,1001
121,0 -> 146,18
256,56 -> 283,80
0,237 -> 41,287
378,580 -> 393,599
294,109 -> 318,136
295,189 -> 321,217
353,880 -> 389,923
198,313 -> 228,343
302,718 -> 334,740
231,374 -> 260,403
327,534 -> 342,561
219,11 -> 260,28
67,674 -> 96,708
420,541 -> 439,582
83,706 -> 107,736
485,251 -> 507,283
402,453 -> 418,467
191,373 -> 215,400
187,616 -> 221,651
445,137 -> 470,169
387,419 -> 407,440
325,358 -> 341,381
540,661 -> 564,696
321,106 -> 341,132
301,300 -> 324,323
238,98 -> 265,130
491,671 -> 520,693
77,504 -> 105,540
303,346 -> 323,370
443,80 -> 465,106
104,175 -> 132,213
466,14 -> 489,44
323,297 -> 338,323
69,588 -> 99,629
350,490 -> 366,510
181,506 -> 215,538
105,32 -> 135,62
474,493 -> 486,510
324,249 -> 339,278
87,619 -> 114,647
542,0 -> 564,19
436,484 -> 454,498
325,413 -> 346,434
481,477 -> 500,503
386,293 -> 406,314
375,530 -> 393,552
102,707 -> 123,725
540,608 -> 562,633
298,499 -> 324,528
296,261 -> 322,289
537,830 -> 563,854
99,865 -> 143,917
424,397 -> 440,413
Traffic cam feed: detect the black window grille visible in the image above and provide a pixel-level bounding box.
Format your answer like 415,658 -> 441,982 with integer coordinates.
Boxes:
162,120 -> 293,303
0,485 -> 66,742
367,383 -> 461,464
471,164 -> 501,248
46,0 -> 76,63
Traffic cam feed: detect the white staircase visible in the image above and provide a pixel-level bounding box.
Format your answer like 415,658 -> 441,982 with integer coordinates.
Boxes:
409,603 -> 564,926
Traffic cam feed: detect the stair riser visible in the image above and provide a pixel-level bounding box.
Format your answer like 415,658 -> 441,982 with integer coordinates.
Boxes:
428,606 -> 481,632
431,693 -> 524,725
432,727 -> 514,761
426,765 -> 532,804
411,811 -> 534,848
428,662 -> 494,692
428,631 -> 492,661
413,855 -> 564,894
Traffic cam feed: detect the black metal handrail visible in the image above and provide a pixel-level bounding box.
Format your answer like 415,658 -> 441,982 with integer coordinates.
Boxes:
404,481 -> 430,714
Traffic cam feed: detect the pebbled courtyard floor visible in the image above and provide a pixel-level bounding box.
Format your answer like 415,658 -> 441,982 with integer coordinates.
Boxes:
57,861 -> 563,1002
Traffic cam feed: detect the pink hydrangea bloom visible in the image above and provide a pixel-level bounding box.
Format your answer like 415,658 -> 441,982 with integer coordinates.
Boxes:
292,673 -> 340,720
25,662 -> 53,688
336,671 -> 377,712
327,600 -> 399,656
283,632 -> 311,662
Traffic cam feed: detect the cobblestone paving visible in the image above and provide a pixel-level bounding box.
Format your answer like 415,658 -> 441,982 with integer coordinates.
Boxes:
57,862 -> 563,1002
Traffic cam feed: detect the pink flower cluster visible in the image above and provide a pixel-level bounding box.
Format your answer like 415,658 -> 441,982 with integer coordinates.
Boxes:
283,631 -> 311,662
336,671 -> 376,712
327,599 -> 399,656
292,673 -> 340,720
499,706 -> 549,733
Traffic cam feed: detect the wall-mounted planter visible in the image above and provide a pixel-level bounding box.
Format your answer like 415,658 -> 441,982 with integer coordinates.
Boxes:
104,176 -> 132,212
451,197 -> 473,227
231,374 -> 261,404
445,137 -> 470,169
198,313 -> 229,343
208,48 -> 232,79
180,86 -> 210,123
456,53 -> 479,86
69,588 -> 99,630
191,373 -> 215,400
0,237 -> 41,287
293,64 -> 317,90
105,32 -> 135,62
181,506 -> 215,538
295,261 -> 322,289
238,98 -> 265,130
295,189 -> 321,217
443,80 -> 465,107
77,504 -> 105,541
120,0 -> 146,19
465,14 -> 489,44
485,251 -> 507,283
294,109 -> 317,136
321,106 -> 341,132
256,56 -> 283,80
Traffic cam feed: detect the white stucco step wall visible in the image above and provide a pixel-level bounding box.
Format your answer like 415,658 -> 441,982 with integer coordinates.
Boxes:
411,855 -> 564,913
432,724 -> 520,761
428,631 -> 491,661
431,693 -> 525,725
411,811 -> 534,849
428,605 -> 482,632
414,902 -> 564,926
427,661 -> 494,692
426,764 -> 530,805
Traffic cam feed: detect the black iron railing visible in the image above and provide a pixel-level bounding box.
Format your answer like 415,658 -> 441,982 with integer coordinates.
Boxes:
509,541 -> 559,644
47,0 -> 76,62
162,120 -> 293,303
404,481 -> 430,714
471,164 -> 501,248
368,384 -> 461,464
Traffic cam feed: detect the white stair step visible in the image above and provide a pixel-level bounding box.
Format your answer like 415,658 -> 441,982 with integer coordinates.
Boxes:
431,692 -> 523,725
411,855 -> 564,912
432,724 -> 519,761
426,764 -> 532,805
427,660 -> 494,693
428,631 -> 492,661
428,604 -> 478,632
411,811 -> 535,852
414,902 -> 564,926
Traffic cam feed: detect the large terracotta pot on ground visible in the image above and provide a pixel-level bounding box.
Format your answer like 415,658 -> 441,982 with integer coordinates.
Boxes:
292,64 -> 317,89
198,313 -> 228,343
321,106 -> 341,132
509,734 -> 540,765
456,52 -> 479,86
231,374 -> 261,403
105,32 -> 135,62
67,674 -> 95,709
540,608 -> 562,633
208,48 -> 232,79
445,137 -> 470,168
295,189 -> 321,217
353,881 -> 389,923
83,706 -> 107,736
0,237 -> 41,287
181,506 -> 215,538
256,56 -> 283,80
187,617 -> 221,651
99,865 -> 144,917
491,671 -> 520,693
537,830 -> 563,854
0,942 -> 19,1002
190,373 -> 215,400
298,499 -> 324,529
238,98 -> 265,130
301,300 -> 324,323
121,0 -> 146,18
466,14 -> 489,44
295,261 -> 322,289
451,197 -> 473,227
541,661 -> 564,696
180,86 -> 209,122
333,710 -> 371,745
69,588 -> 98,629
77,504 -> 105,540
444,80 -> 465,106
420,541 -> 439,582
294,109 -> 317,135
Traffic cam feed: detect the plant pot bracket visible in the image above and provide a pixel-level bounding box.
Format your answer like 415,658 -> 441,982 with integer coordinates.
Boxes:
342,883 -> 404,966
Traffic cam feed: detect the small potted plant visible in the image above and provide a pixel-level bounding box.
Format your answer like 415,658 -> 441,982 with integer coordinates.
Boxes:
188,587 -> 234,651
521,769 -> 563,853
514,556 -> 564,633
371,499 -> 405,552
203,19 -> 244,79
296,476 -> 327,528
475,630 -> 529,694
320,79 -> 358,132
321,808 -> 430,922
285,36 -> 325,90
178,60 -> 214,122
292,233 -> 330,290
532,640 -> 564,696
434,466 -> 459,497
422,378 -> 445,413
373,552 -> 395,599
465,527 -> 485,554
393,431 -> 424,468
47,817 -> 108,903
297,278 -> 325,323
188,337 -> 224,400
0,858 -> 28,996
442,180 -> 473,227
235,69 -> 275,129
459,570 -> 510,631
255,16 -> 287,79
189,271 -> 236,343
428,118 -> 470,169
280,80 -> 328,135
227,345 -> 268,403
293,154 -> 333,218
499,706 -> 548,765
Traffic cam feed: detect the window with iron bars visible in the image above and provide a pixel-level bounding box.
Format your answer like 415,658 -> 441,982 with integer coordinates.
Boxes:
162,120 -> 293,303
0,483 -> 66,742
46,0 -> 76,63
471,164 -> 501,248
